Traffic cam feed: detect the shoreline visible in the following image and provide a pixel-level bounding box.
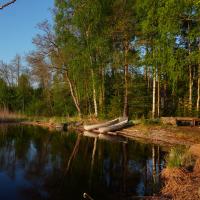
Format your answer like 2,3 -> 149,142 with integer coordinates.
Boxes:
17,120 -> 200,147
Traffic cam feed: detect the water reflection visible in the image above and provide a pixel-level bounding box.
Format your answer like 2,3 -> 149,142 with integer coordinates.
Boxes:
0,125 -> 166,200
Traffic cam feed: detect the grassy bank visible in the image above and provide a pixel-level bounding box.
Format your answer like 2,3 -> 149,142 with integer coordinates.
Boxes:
0,109 -> 26,122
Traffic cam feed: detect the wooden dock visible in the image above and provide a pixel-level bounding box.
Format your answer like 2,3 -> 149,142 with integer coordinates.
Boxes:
176,117 -> 200,126
161,117 -> 200,126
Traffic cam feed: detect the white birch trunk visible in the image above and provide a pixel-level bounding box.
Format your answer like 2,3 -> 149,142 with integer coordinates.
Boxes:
152,68 -> 156,119
91,69 -> 98,117
123,41 -> 129,118
197,65 -> 200,115
189,64 -> 193,114
157,70 -> 160,117
65,72 -> 81,117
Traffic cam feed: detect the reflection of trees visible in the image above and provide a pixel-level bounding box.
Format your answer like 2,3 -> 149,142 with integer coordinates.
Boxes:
152,145 -> 156,183
66,133 -> 82,173
0,125 -> 20,179
0,125 -> 166,200
151,145 -> 162,194
122,143 -> 128,193
89,137 -> 97,189
91,138 -> 97,170
143,145 -> 163,195
0,125 -> 54,199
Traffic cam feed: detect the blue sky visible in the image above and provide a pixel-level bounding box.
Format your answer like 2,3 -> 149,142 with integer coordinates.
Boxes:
0,0 -> 54,63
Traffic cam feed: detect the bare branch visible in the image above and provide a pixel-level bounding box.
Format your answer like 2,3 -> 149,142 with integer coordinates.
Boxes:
0,0 -> 16,10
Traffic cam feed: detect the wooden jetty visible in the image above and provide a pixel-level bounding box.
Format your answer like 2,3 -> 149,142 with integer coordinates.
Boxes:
161,117 -> 200,126
176,117 -> 200,126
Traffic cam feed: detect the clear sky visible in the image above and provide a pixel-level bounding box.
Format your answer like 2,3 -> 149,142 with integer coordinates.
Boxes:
0,0 -> 54,63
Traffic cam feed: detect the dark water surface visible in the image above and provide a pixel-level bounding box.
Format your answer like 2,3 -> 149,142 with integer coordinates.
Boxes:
0,125 -> 166,200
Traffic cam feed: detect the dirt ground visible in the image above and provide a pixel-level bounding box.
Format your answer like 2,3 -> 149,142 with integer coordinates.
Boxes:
118,125 -> 200,147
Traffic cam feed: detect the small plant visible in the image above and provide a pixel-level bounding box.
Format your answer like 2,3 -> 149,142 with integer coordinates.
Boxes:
166,146 -> 188,168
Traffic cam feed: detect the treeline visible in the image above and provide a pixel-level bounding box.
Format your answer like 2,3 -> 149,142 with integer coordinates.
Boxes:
1,0 -> 200,118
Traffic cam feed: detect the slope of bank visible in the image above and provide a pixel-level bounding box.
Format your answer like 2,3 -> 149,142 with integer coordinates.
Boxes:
19,117 -> 200,147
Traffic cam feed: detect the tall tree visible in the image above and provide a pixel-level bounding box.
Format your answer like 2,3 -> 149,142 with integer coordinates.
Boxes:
32,21 -> 82,116
109,0 -> 136,117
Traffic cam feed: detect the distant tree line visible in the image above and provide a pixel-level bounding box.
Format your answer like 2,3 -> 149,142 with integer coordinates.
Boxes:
1,0 -> 200,119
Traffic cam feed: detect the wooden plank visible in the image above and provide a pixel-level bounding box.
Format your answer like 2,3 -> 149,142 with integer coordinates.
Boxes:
176,117 -> 199,121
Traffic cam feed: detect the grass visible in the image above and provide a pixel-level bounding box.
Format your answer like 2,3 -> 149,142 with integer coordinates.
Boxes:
166,146 -> 189,168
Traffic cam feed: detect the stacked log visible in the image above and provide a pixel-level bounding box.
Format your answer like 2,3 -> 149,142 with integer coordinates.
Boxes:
160,117 -> 177,126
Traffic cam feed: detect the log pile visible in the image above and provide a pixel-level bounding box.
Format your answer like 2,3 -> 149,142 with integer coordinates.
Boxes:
160,117 -> 177,126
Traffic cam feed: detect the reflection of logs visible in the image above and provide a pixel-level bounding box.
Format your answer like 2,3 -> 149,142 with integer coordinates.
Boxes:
66,134 -> 82,173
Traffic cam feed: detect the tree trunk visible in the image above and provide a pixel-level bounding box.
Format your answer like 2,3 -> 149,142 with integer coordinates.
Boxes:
65,72 -> 82,117
152,67 -> 156,119
16,56 -> 20,86
157,68 -> 160,117
123,41 -> 129,118
85,80 -> 91,115
188,22 -> 193,115
91,69 -> 98,117
123,64 -> 128,117
189,64 -> 193,114
99,66 -> 105,113
197,64 -> 200,116
147,66 -> 151,90
47,89 -> 53,115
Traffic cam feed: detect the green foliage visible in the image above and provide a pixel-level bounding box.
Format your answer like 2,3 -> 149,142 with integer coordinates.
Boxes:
142,118 -> 161,125
107,95 -> 122,118
0,79 -> 8,108
1,0 -> 200,119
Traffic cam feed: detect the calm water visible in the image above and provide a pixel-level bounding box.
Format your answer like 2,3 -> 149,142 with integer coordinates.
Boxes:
0,125 -> 166,200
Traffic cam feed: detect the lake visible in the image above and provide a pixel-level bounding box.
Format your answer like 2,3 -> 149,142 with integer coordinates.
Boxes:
0,124 -> 166,200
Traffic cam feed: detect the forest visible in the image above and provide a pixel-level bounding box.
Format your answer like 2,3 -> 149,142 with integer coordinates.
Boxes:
0,0 -> 200,119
